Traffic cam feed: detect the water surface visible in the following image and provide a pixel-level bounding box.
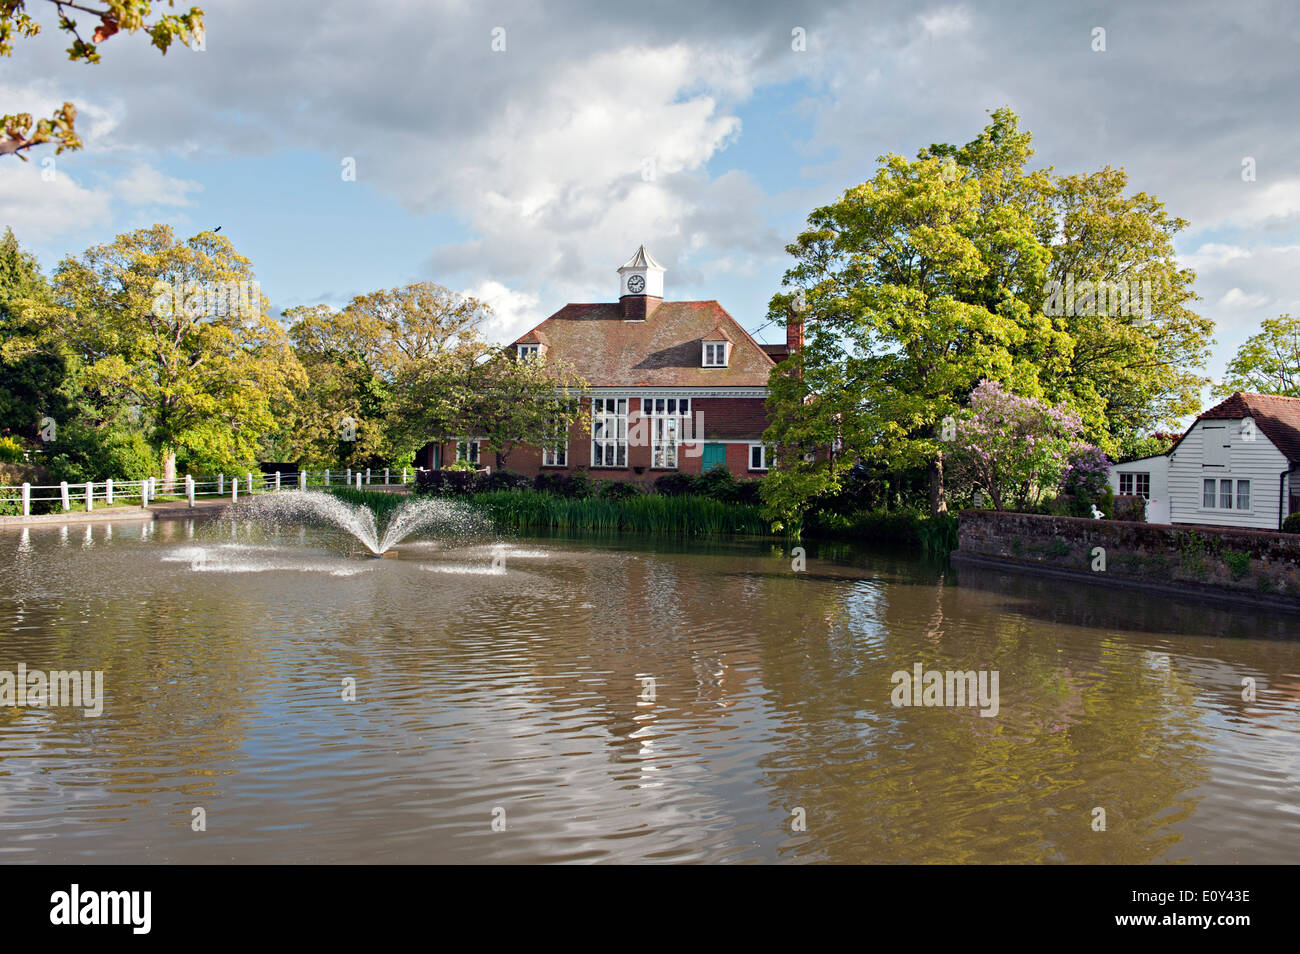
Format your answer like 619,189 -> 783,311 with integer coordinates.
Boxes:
0,516 -> 1297,863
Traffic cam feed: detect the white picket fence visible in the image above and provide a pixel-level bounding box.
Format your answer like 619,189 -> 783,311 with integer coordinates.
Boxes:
0,466 -> 421,518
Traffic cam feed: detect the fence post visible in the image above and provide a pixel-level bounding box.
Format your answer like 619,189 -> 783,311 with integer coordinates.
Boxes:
106,478 -> 113,505
346,468 -> 351,486
325,469 -> 330,486
232,477 -> 239,503
365,467 -> 371,485
150,476 -> 157,499
60,481 -> 70,510
402,468 -> 407,484
141,479 -> 150,508
187,475 -> 195,508
21,482 -> 30,517
86,480 -> 94,512
299,470 -> 307,491
218,474 -> 224,496
246,472 -> 253,495
355,472 -> 361,489
384,467 -> 389,484
275,471 -> 281,491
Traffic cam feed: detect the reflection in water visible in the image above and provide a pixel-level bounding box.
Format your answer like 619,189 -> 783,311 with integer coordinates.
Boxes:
0,521 -> 1296,863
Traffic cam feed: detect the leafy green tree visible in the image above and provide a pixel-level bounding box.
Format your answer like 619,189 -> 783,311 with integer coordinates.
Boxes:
42,225 -> 303,481
286,282 -> 495,467
762,108 -> 1212,527
1218,314 -> 1300,397
1,0 -> 204,157
466,351 -> 587,471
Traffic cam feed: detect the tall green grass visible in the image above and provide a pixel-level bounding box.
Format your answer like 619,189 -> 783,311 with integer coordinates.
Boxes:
468,489 -> 772,536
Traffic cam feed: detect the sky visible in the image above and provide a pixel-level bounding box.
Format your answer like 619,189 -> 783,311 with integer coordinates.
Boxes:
3,0 -> 1300,384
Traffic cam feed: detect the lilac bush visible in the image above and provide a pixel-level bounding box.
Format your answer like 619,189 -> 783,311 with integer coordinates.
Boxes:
948,380 -> 1105,511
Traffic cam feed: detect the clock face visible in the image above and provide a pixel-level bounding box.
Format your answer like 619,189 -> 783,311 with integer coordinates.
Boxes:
627,274 -> 646,294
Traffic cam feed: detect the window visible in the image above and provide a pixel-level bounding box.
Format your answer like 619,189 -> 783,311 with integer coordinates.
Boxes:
1204,477 -> 1251,510
457,440 -> 480,465
1119,472 -> 1150,498
591,398 -> 628,467
542,438 -> 567,468
1203,478 -> 1216,508
517,344 -> 540,362
1236,479 -> 1251,510
1220,478 -> 1233,509
703,342 -> 728,367
646,397 -> 690,469
749,444 -> 769,471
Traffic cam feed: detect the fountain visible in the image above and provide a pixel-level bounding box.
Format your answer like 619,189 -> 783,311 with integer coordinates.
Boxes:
237,490 -> 490,556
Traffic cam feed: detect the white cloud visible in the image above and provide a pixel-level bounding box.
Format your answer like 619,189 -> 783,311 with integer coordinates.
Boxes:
0,159 -> 112,243
1218,287 -> 1271,309
462,279 -> 543,344
114,164 -> 202,207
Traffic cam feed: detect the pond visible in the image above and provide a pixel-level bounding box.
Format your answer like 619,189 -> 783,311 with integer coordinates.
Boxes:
1,514 -> 1297,863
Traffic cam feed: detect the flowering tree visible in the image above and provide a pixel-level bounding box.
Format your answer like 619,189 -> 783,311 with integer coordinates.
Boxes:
948,380 -> 1105,511
1060,443 -> 1113,501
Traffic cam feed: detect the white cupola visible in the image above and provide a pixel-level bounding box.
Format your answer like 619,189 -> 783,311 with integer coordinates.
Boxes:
617,244 -> 665,301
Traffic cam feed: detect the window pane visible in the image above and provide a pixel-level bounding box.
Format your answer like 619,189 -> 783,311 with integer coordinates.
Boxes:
1136,474 -> 1149,498
1237,480 -> 1250,510
1119,474 -> 1132,495
1220,479 -> 1233,509
1204,479 -> 1216,508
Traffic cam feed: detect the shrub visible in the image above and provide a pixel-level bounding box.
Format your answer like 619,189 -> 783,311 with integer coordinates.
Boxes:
696,466 -> 739,501
566,467 -> 595,499
654,472 -> 699,496
600,480 -> 641,501
0,436 -> 25,464
1284,513 -> 1300,534
481,470 -> 531,492
414,468 -> 479,496
533,472 -> 568,496
1112,494 -> 1147,522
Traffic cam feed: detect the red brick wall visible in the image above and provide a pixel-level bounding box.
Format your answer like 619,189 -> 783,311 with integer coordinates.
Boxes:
420,394 -> 770,482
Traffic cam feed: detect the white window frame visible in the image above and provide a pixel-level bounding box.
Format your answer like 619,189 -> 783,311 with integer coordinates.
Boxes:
1119,472 -> 1150,499
591,397 -> 628,468
457,439 -> 480,465
703,341 -> 729,367
646,397 -> 690,469
1202,476 -> 1251,511
517,343 -> 540,362
749,443 -> 769,471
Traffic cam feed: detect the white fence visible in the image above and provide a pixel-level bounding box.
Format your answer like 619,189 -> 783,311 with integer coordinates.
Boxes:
0,466 -> 419,518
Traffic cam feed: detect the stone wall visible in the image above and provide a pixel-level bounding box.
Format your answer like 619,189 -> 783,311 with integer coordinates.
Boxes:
956,509 -> 1300,601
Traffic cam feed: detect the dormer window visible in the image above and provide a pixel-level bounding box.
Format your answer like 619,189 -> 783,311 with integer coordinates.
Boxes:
517,343 -> 540,362
703,341 -> 729,367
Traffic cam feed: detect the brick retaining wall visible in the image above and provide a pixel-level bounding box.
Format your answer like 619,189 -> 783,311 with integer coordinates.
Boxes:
956,509 -> 1300,602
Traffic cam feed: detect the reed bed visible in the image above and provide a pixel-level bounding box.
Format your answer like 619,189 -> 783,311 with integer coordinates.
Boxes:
467,489 -> 772,536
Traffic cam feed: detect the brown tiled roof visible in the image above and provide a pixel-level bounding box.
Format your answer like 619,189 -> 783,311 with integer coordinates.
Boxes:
517,328 -> 549,345
703,324 -> 733,342
1184,392 -> 1300,463
513,301 -> 776,387
760,343 -> 790,362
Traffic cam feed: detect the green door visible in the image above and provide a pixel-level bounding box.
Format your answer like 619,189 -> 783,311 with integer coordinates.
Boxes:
702,443 -> 727,472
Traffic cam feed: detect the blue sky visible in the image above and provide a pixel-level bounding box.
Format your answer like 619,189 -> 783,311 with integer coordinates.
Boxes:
5,0 -> 1300,384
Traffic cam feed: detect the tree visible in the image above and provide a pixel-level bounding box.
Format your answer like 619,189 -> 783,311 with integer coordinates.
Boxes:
42,225 -> 303,481
1218,314 -> 1300,397
286,282 -> 496,467
945,379 -> 1101,511
467,351 -> 587,471
1,0 -> 204,157
762,108 -> 1212,526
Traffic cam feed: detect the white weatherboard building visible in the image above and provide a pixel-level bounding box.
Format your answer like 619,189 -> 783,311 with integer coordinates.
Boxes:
1107,393 -> 1300,530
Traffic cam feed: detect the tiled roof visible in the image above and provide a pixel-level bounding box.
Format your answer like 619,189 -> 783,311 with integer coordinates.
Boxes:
513,301 -> 776,388
1196,392 -> 1300,463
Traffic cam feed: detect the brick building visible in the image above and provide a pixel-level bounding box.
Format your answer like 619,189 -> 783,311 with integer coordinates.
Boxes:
419,246 -> 800,482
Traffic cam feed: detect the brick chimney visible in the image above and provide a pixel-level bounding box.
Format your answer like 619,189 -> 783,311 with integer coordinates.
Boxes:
786,314 -> 804,355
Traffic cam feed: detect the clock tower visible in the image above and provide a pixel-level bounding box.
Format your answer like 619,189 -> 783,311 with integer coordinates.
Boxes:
617,244 -> 665,320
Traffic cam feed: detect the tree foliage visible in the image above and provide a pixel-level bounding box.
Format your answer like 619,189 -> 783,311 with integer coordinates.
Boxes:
1218,314 -> 1300,398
